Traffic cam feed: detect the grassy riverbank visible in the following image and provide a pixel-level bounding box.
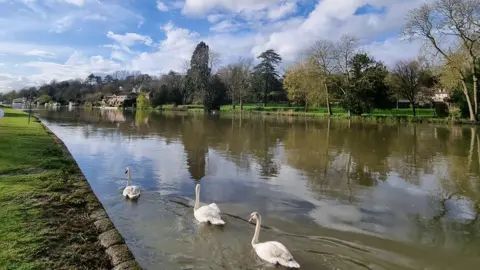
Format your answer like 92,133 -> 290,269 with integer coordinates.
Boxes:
0,108 -> 111,269
160,104 -> 435,116
154,104 -> 450,122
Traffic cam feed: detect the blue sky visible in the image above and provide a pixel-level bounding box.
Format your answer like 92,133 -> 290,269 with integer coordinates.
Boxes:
0,0 -> 428,92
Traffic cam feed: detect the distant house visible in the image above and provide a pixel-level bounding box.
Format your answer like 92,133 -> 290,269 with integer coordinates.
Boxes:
12,97 -> 27,105
432,88 -> 450,102
68,101 -> 79,108
104,92 -> 138,107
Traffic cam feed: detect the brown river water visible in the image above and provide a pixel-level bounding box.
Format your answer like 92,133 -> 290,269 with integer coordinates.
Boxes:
34,108 -> 480,270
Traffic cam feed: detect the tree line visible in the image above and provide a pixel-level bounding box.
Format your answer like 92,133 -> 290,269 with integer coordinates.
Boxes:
0,42 -> 288,112
1,0 -> 478,119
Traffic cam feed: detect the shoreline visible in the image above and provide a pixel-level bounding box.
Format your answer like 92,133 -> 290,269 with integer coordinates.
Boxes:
0,107 -> 141,270
11,104 -> 479,125
138,107 -> 478,125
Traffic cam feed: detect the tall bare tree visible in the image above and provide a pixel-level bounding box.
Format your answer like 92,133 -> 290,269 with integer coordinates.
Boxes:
309,40 -> 337,115
209,50 -> 221,73
403,0 -> 480,121
218,57 -> 253,110
335,34 -> 360,82
387,59 -> 435,116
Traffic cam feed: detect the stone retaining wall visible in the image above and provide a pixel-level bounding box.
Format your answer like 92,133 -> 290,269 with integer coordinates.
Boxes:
39,118 -> 142,270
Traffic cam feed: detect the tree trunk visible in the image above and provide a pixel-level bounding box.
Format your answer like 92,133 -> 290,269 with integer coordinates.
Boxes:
461,80 -> 477,121
263,78 -> 268,107
468,127 -> 476,169
240,95 -> 244,111
305,100 -> 308,112
324,81 -> 332,116
232,91 -> 235,111
412,104 -> 416,117
473,68 -> 478,116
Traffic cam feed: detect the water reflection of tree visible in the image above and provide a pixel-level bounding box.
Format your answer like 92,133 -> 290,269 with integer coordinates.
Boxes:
282,120 -> 399,201
188,115 -> 287,179
410,193 -> 480,256
40,109 -> 480,254
135,110 -> 150,127
43,111 -> 480,203
181,115 -> 208,181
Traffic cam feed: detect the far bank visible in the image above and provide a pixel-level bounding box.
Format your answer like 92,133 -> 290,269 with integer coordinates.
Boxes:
91,104 -> 471,125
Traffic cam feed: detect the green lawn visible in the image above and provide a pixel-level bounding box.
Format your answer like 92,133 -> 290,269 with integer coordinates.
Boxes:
157,103 -> 436,118
218,104 -> 434,117
0,108 -> 110,269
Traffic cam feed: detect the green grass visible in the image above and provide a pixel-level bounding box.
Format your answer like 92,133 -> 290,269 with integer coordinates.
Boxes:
219,104 -> 435,117
157,103 -> 434,117
0,108 -> 110,269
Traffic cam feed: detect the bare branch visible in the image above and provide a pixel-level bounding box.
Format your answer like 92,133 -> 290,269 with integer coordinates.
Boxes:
209,50 -> 221,72
336,34 -> 359,76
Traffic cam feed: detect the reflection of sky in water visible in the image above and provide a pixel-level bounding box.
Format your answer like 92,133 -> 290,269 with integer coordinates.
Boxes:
43,119 -> 477,245
37,112 -> 480,269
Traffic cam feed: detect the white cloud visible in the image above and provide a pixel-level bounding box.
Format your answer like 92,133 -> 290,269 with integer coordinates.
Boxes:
0,50 -> 122,92
0,0 -> 433,92
267,2 -> 297,21
362,37 -> 425,67
106,31 -> 153,47
31,51 -> 120,81
51,15 -> 74,33
210,20 -> 242,33
59,0 -> 85,6
0,42 -> 71,57
131,22 -> 199,74
156,1 -> 168,12
207,14 -> 224,23
183,0 -> 280,15
24,49 -> 56,58
84,14 -> 107,21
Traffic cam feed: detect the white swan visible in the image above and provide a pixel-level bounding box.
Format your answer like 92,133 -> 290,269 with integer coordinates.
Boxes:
193,184 -> 225,225
248,212 -> 300,268
122,167 -> 140,199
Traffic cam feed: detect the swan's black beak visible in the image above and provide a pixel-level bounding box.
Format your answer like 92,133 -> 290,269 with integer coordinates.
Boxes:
125,170 -> 128,174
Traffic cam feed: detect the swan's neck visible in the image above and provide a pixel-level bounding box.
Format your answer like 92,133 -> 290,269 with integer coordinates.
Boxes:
127,170 -> 131,186
194,187 -> 200,211
252,216 -> 261,246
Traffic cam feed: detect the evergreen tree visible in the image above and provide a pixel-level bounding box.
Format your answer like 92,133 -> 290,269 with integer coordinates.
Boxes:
253,49 -> 282,107
189,41 -> 214,111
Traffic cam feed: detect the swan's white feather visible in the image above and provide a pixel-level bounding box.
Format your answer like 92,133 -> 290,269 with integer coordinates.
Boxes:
194,203 -> 225,225
123,185 -> 141,199
253,241 -> 299,268
207,203 -> 221,212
